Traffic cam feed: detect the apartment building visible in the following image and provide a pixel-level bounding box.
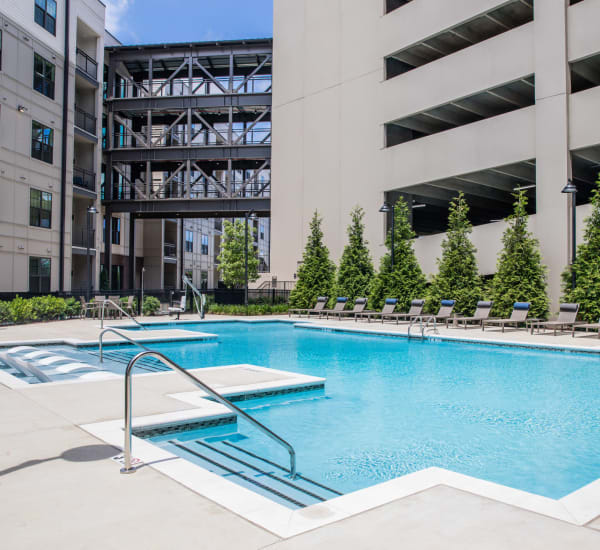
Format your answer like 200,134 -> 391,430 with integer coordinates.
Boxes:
0,0 -> 105,293
270,0 -> 600,306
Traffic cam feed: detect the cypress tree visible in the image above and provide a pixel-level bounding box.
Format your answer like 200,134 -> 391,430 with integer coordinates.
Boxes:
369,197 -> 427,311
427,192 -> 482,315
561,179 -> 600,322
490,191 -> 550,319
288,211 -> 336,309
335,206 -> 374,301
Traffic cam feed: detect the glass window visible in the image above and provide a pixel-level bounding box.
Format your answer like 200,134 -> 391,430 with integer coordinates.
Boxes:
29,256 -> 51,292
201,234 -> 209,255
31,121 -> 53,164
33,53 -> 55,99
35,0 -> 57,35
33,0 -> 56,34
30,189 -> 52,228
185,230 -> 194,252
111,217 -> 121,245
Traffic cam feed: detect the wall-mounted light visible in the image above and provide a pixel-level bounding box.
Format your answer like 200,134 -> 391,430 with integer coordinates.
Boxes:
17,105 -> 27,113
412,202 -> 426,209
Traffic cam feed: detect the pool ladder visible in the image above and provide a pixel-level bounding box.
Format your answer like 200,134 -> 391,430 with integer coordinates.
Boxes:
407,315 -> 438,339
97,330 -> 297,477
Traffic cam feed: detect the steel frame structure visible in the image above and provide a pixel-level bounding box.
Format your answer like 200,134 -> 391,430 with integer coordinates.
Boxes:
102,39 -> 272,287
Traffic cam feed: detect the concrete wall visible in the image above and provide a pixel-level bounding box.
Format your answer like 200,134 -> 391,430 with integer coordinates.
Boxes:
271,0 -> 600,307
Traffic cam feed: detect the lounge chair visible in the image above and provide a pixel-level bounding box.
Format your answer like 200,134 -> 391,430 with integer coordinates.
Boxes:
573,318 -> 600,339
423,300 -> 456,324
381,299 -> 426,324
446,301 -> 493,329
320,297 -> 348,318
168,296 -> 186,320
327,297 -> 368,320
482,302 -> 530,332
355,298 -> 398,323
529,303 -> 582,335
289,296 -> 328,318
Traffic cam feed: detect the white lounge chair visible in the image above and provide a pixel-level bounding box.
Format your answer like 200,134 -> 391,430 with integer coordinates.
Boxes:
0,352 -> 52,382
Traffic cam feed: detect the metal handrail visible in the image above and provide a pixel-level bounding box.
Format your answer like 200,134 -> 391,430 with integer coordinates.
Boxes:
121,350 -> 297,478
407,315 -> 438,338
98,328 -> 152,363
182,274 -> 205,318
101,299 -> 147,331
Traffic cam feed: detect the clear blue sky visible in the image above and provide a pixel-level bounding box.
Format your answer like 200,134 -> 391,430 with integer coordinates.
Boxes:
105,0 -> 273,45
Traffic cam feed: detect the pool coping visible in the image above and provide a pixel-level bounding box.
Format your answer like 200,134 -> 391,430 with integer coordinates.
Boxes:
293,322 -> 600,355
81,391 -> 600,539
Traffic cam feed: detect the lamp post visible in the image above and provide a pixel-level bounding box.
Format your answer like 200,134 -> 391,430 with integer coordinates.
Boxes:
561,179 -> 578,289
379,202 -> 395,269
244,209 -> 257,310
86,205 -> 98,300
141,266 -> 146,315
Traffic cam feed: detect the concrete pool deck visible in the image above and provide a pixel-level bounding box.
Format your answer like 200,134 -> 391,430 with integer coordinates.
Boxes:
1,314 -> 600,548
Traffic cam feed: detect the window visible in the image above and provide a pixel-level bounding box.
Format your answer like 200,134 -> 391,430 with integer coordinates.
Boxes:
31,121 -> 53,164
111,217 -> 121,245
34,53 -> 55,99
34,0 -> 57,35
103,216 -> 121,244
185,230 -> 193,252
259,223 -> 265,240
111,265 -> 123,290
29,257 -> 51,292
200,270 -> 208,289
201,234 -> 209,255
0,30 -> 3,71
30,189 -> 52,228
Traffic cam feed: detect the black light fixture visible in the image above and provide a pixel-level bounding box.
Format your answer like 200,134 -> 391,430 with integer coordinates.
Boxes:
86,205 -> 98,300
561,179 -> 577,289
380,202 -> 395,269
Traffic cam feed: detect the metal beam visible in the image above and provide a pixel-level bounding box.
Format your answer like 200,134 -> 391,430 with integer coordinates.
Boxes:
109,93 -> 271,113
109,145 -> 271,163
102,197 -> 271,218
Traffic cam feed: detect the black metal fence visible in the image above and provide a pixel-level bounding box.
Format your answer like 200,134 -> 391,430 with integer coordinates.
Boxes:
0,287 -> 291,315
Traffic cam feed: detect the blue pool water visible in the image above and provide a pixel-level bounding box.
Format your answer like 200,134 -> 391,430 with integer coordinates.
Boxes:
131,322 -> 600,499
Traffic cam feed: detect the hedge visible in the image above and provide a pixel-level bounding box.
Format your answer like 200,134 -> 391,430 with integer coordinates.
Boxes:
0,296 -> 81,325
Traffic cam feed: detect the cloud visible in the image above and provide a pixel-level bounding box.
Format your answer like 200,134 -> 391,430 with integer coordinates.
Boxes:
104,0 -> 134,37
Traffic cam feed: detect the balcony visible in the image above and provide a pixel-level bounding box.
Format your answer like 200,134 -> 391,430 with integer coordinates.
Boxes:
75,106 -> 97,136
76,48 -> 98,81
164,243 -> 177,258
72,228 -> 95,249
73,166 -> 96,192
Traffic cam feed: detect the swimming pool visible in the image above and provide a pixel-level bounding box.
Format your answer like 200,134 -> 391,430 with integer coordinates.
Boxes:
119,321 -> 600,502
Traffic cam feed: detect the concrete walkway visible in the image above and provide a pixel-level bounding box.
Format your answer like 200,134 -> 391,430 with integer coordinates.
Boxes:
1,314 -> 600,548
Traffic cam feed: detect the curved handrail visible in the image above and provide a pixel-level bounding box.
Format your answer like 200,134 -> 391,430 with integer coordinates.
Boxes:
121,350 -> 297,478
98,328 -> 152,363
100,299 -> 147,330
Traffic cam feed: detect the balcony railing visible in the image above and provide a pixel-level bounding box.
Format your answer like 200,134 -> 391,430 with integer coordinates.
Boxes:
73,166 -> 96,192
72,228 -> 95,248
75,105 -> 97,135
164,243 -> 177,258
76,48 -> 98,80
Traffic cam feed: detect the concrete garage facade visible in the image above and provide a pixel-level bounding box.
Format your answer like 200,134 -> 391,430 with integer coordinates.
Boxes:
270,0 -> 600,307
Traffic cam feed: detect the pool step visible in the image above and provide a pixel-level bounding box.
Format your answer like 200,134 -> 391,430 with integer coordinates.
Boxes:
87,350 -> 169,373
168,437 -> 342,509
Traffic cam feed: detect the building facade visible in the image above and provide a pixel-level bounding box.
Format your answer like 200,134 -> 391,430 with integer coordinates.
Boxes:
270,0 -> 600,306
0,0 -> 105,294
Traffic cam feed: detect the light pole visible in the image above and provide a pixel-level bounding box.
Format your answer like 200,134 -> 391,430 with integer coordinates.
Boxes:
244,209 -> 257,310
379,202 -> 395,269
561,179 -> 578,289
86,205 -> 98,300
141,266 -> 146,315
